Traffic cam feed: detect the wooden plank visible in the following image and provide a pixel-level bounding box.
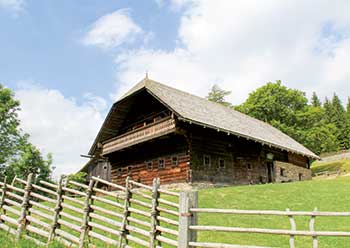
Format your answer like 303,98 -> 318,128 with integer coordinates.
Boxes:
189,226 -> 350,236
3,205 -> 20,216
91,195 -> 124,209
16,173 -> 34,241
57,219 -> 81,232
156,225 -> 178,236
157,216 -> 179,226
156,235 -> 178,246
30,191 -> 56,204
118,176 -> 131,247
62,195 -> 84,205
88,230 -> 118,245
39,180 -> 58,190
26,224 -> 50,238
90,204 -> 123,219
62,187 -> 86,197
178,191 -> 198,248
5,191 -> 23,201
32,184 -> 57,196
0,214 -> 18,225
29,208 -> 54,221
55,229 -> 80,243
79,179 -> 94,248
4,198 -> 21,208
189,208 -> 350,217
26,215 -> 51,229
89,212 -> 122,227
29,200 -> 55,212
88,221 -> 121,236
60,211 -> 83,223
125,234 -> 150,247
91,176 -> 125,191
150,177 -> 160,248
188,242 -> 271,248
61,202 -> 84,214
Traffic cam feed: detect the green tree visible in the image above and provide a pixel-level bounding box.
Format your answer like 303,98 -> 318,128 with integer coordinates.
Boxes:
0,84 -> 53,182
5,137 -> 53,183
206,84 -> 232,107
347,97 -> 350,114
0,84 -> 21,170
311,92 -> 321,107
237,80 -> 307,125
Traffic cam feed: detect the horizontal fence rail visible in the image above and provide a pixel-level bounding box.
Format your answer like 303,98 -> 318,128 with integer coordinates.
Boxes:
187,206 -> 350,248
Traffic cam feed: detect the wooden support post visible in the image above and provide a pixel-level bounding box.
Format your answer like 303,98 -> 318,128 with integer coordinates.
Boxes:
47,175 -> 64,245
11,175 -> 17,186
0,176 -> 7,217
149,178 -> 160,248
178,190 -> 198,248
310,207 -> 318,248
79,179 -> 94,248
118,176 -> 131,248
16,173 -> 34,241
286,208 -> 296,248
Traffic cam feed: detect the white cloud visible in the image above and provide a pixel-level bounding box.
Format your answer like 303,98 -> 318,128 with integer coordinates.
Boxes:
113,0 -> 350,105
0,0 -> 24,14
15,83 -> 106,178
83,8 -> 142,49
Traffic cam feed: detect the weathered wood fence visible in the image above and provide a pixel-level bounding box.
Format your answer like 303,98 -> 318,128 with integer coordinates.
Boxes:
0,173 -> 180,247
1,175 -> 350,248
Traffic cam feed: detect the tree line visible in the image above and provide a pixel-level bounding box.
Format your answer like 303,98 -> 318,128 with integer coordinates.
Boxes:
0,84 -> 52,183
207,81 -> 350,155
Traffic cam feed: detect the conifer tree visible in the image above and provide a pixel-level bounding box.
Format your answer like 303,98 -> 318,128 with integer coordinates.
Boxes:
311,92 -> 321,107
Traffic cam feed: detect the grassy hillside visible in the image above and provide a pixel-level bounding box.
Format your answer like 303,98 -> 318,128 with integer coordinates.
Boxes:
311,159 -> 350,175
1,177 -> 350,247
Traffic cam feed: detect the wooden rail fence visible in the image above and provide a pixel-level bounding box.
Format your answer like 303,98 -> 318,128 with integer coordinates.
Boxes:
0,175 -> 350,247
0,174 -> 180,247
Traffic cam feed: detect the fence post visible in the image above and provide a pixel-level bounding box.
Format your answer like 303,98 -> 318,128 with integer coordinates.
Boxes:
286,208 -> 296,248
118,176 -> 131,248
0,176 -> 7,217
47,175 -> 64,244
16,173 -> 34,241
178,190 -> 198,248
79,179 -> 94,248
150,178 -> 160,248
310,207 -> 318,248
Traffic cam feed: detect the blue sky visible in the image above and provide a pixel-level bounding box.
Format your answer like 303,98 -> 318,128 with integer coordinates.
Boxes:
1,0 -> 181,102
1,0 -> 350,177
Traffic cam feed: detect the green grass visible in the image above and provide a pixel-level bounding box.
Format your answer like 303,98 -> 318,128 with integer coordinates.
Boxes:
311,159 -> 350,175
2,177 -> 350,247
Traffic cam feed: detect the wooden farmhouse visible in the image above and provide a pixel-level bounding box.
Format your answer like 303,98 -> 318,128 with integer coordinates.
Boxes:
81,78 -> 318,186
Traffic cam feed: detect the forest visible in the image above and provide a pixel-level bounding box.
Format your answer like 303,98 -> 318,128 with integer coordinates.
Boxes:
207,80 -> 350,155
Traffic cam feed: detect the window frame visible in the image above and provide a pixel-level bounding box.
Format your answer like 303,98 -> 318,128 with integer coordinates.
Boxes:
146,161 -> 153,171
218,158 -> 225,169
158,158 -> 165,169
171,155 -> 179,167
203,155 -> 211,167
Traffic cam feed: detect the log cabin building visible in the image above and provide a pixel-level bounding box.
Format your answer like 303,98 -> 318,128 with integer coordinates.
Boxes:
80,77 -> 318,186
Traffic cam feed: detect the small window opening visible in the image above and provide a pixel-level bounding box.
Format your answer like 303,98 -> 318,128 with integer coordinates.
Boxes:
219,159 -> 225,169
247,163 -> 252,170
103,165 -> 107,170
159,159 -> 165,169
146,161 -> 153,170
127,166 -> 132,173
280,168 -> 285,176
299,173 -> 303,181
117,168 -> 122,177
203,155 -> 211,167
172,156 -> 178,167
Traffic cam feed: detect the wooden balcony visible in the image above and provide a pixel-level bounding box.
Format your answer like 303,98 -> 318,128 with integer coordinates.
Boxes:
102,117 -> 176,155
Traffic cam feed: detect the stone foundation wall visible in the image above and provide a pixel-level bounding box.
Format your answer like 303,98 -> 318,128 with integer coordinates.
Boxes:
274,161 -> 311,183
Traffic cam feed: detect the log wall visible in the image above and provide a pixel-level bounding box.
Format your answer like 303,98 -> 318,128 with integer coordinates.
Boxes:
108,134 -> 190,185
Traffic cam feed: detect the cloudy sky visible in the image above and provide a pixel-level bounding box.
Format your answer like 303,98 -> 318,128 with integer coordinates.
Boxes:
1,0 -> 350,177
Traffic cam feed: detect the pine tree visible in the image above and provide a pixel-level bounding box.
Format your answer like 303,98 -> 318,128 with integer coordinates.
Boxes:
331,94 -> 348,149
311,92 -> 321,107
323,97 -> 334,123
347,97 -> 350,114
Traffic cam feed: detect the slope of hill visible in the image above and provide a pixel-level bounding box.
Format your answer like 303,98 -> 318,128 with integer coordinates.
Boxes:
311,150 -> 350,176
1,177 -> 350,247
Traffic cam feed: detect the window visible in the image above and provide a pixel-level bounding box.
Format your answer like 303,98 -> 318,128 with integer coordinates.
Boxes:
158,159 -> 165,169
219,159 -> 225,169
117,168 -> 122,177
146,161 -> 153,170
172,156 -> 178,167
203,155 -> 211,167
247,163 -> 252,170
280,168 -> 285,176
127,166 -> 132,173
299,173 -> 303,181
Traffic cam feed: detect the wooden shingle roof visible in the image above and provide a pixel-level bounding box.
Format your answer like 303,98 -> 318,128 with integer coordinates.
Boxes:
89,78 -> 318,159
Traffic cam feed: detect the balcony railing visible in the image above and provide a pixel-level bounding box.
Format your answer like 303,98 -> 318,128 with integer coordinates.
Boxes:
102,117 -> 176,155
